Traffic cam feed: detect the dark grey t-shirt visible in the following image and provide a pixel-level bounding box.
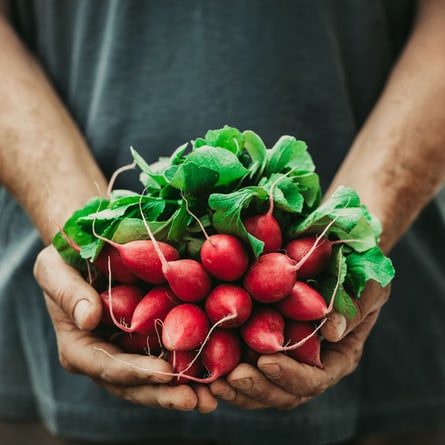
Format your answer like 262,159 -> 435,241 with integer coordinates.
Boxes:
1,1 -> 444,444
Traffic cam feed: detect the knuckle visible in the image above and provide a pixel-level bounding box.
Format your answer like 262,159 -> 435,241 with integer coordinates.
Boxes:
58,350 -> 77,374
33,248 -> 50,280
97,364 -> 118,384
381,285 -> 391,305
119,387 -> 142,405
247,387 -> 271,404
54,282 -> 78,318
107,385 -> 137,404
353,299 -> 365,325
161,399 -> 188,410
312,380 -> 329,396
347,345 -> 363,373
302,374 -> 330,397
337,341 -> 363,376
93,380 -> 146,407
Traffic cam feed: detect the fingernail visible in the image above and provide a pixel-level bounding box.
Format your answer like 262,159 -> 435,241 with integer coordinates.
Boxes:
260,363 -> 281,379
217,388 -> 236,401
232,378 -> 252,391
74,299 -> 91,329
332,313 -> 347,339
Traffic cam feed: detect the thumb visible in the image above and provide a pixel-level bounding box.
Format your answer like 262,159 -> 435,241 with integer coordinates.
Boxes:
34,245 -> 102,330
321,281 -> 390,342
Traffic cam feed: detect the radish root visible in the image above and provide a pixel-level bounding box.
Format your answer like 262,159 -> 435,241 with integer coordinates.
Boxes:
106,158 -> 137,198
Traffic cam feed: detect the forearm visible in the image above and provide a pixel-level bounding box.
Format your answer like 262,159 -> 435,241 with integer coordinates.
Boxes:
0,12 -> 107,245
327,0 -> 445,253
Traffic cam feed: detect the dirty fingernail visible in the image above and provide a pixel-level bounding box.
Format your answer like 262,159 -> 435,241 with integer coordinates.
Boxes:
232,378 -> 252,391
261,363 -> 281,379
217,387 -> 236,401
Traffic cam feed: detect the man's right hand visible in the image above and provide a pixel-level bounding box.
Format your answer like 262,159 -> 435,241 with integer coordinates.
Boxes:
33,245 -> 218,413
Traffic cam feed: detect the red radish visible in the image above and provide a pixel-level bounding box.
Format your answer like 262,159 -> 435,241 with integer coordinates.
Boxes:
275,281 -> 329,321
176,329 -> 242,384
168,350 -> 205,384
95,329 -> 242,384
93,244 -> 140,284
243,252 -> 296,303
284,321 -> 323,368
91,217 -> 181,284
113,240 -> 180,284
184,197 -> 249,282
162,304 -> 210,351
111,332 -> 162,356
242,227 -> 337,305
93,237 -> 180,284
286,235 -> 333,280
57,228 -> 142,284
243,176 -> 284,253
105,285 -> 178,335
243,213 -> 282,253
99,284 -> 145,327
200,234 -> 249,281
200,329 -> 241,381
241,307 -> 285,354
128,286 -> 179,335
241,307 -> 326,356
132,206 -> 212,302
204,284 -> 252,328
163,258 -> 212,302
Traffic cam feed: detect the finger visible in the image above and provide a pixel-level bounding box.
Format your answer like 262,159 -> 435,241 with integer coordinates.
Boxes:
321,309 -> 379,377
321,281 -> 390,342
34,245 -> 102,330
258,311 -> 379,399
45,295 -> 203,411
192,384 -> 219,413
98,381 -> 199,411
210,378 -> 270,409
45,295 -> 174,386
212,363 -> 303,410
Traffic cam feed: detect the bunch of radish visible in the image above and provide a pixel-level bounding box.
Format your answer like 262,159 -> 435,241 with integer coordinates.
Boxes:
54,126 -> 395,384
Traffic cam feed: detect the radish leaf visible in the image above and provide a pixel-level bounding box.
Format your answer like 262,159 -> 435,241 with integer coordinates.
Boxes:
345,247 -> 395,298
194,125 -> 244,154
169,146 -> 249,194
243,129 -> 268,181
267,136 -> 315,175
209,186 -> 268,256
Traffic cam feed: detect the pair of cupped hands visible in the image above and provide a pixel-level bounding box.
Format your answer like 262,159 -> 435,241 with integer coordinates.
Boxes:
34,244 -> 390,413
